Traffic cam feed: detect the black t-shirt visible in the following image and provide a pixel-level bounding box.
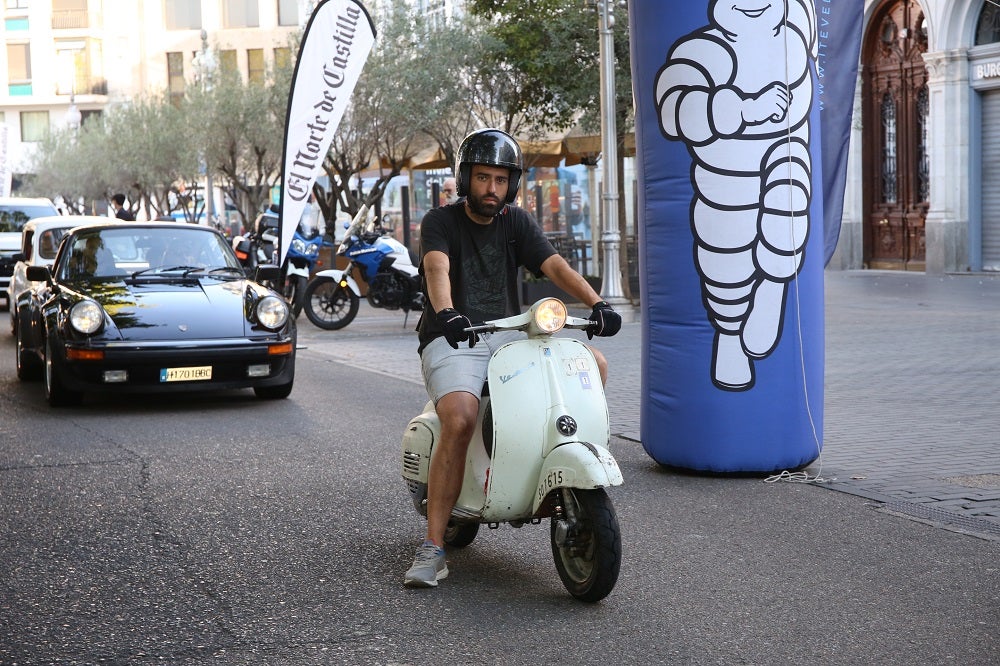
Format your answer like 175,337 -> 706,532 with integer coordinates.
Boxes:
416,202 -> 556,352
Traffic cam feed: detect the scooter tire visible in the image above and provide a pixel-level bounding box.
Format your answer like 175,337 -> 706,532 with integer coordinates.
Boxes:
444,520 -> 479,548
304,277 -> 360,330
550,488 -> 621,603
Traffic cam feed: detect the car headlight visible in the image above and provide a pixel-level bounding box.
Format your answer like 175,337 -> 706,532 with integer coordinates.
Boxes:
256,295 -> 289,330
533,298 -> 567,334
70,300 -> 104,335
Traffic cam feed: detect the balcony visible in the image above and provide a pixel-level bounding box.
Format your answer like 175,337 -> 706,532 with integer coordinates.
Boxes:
52,10 -> 91,30
55,77 -> 108,96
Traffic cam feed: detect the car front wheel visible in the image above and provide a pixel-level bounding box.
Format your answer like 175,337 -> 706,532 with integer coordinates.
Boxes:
44,338 -> 82,407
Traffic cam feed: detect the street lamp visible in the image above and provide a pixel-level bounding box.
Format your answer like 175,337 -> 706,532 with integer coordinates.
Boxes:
193,30 -> 217,226
589,0 -> 627,304
66,94 -> 82,132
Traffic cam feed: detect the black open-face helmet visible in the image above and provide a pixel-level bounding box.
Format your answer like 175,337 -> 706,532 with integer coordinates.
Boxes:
455,128 -> 523,204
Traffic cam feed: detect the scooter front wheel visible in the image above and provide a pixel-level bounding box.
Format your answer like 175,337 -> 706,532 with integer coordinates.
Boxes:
550,488 -> 621,602
304,277 -> 360,330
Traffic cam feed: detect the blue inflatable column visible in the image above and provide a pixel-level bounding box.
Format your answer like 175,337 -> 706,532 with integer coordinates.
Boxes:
628,0 -> 862,472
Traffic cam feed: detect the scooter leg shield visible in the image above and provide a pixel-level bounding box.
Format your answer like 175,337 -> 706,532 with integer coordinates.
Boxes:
531,442 -> 624,515
401,401 -> 438,515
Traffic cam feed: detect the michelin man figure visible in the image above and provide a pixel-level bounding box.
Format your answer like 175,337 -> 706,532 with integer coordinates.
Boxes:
654,0 -> 818,391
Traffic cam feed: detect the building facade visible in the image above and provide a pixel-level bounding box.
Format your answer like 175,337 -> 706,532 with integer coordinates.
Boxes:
1,0 -> 306,189
834,0 -> 1000,273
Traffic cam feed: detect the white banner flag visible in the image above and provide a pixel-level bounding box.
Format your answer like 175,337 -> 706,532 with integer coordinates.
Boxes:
279,0 -> 375,264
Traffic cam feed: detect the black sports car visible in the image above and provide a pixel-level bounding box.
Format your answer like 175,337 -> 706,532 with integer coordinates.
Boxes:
14,222 -> 296,406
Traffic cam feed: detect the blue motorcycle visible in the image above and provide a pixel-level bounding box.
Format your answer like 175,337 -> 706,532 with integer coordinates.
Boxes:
281,214 -> 322,319
303,206 -> 423,330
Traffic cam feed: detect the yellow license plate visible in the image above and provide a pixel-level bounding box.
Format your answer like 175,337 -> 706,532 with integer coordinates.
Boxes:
159,365 -> 212,382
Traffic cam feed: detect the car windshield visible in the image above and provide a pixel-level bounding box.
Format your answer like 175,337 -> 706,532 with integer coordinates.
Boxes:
0,204 -> 59,233
58,226 -> 242,280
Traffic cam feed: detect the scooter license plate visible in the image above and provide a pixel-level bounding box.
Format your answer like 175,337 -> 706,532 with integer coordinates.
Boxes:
159,365 -> 213,382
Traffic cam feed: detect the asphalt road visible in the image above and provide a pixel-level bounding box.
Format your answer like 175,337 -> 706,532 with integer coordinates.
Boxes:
0,307 -> 997,665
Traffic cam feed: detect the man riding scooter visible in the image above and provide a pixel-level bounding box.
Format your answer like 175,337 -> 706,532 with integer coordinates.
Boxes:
405,128 -> 622,588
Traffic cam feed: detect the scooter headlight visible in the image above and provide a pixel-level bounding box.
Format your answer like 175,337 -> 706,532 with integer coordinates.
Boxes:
533,298 -> 567,334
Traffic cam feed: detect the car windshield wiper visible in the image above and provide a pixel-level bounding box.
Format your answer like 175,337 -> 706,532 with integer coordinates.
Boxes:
203,266 -> 247,276
130,265 -> 204,279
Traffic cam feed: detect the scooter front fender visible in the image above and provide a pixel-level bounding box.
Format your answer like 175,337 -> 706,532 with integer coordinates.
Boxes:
532,442 -> 623,515
311,268 -> 361,297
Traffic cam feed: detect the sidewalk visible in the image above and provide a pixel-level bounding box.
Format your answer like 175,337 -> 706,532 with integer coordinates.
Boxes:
296,269 -> 1000,542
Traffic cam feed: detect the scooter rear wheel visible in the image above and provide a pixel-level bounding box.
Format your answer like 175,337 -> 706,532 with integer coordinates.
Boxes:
550,488 -> 621,602
444,520 -> 479,548
304,277 -> 360,330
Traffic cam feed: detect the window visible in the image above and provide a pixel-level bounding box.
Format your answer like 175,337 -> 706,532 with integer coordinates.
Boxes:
880,92 -> 897,205
167,52 -> 185,106
165,0 -> 201,30
6,43 -> 31,82
223,0 -> 259,28
220,50 -> 238,75
274,47 -> 291,70
977,3 -> 1000,45
6,0 -> 30,9
277,0 -> 298,26
20,110 -> 49,142
247,49 -> 264,84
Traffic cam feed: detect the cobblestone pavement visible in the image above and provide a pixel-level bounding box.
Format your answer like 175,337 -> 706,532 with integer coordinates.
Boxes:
296,270 -> 1000,542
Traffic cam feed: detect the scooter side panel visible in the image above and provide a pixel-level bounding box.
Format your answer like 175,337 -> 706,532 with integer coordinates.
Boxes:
482,338 -> 610,522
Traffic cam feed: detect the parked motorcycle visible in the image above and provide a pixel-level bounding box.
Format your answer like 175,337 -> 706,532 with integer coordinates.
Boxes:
303,205 -> 423,330
232,212 -> 279,274
401,298 -> 623,602
281,212 -> 323,318
233,209 -> 322,318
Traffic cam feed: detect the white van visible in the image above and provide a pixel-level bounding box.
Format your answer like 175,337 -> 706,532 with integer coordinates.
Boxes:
0,197 -> 60,306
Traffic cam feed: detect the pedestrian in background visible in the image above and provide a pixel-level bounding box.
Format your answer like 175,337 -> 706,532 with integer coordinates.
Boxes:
111,193 -> 134,221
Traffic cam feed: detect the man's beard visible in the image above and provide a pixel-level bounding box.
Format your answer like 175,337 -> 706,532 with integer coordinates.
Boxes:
466,191 -> 505,219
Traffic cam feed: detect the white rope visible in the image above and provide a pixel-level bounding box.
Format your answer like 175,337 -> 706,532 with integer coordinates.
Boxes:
768,3 -> 825,485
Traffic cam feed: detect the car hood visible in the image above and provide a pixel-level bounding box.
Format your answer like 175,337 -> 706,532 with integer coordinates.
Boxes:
82,279 -> 264,340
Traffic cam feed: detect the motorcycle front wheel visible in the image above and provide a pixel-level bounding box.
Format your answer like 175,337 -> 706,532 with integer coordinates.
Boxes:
284,274 -> 308,319
550,488 -> 621,602
304,277 -> 360,330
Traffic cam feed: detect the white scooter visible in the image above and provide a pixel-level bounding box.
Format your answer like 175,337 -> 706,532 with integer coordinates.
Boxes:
402,298 -> 624,602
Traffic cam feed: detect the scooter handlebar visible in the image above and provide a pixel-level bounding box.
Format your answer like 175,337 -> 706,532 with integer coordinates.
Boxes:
463,315 -> 593,335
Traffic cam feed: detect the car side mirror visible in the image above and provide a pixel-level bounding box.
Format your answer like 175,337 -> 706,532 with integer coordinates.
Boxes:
26,265 -> 52,283
255,264 -> 281,283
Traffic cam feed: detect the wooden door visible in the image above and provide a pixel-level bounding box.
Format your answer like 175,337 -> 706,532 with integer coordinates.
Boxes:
862,0 -> 929,270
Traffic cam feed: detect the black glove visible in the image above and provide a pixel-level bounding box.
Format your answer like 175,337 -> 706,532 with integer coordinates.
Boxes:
587,301 -> 621,340
436,308 -> 478,349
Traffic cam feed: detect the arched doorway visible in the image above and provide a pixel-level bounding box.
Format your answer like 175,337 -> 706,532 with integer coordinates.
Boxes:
862,0 -> 930,270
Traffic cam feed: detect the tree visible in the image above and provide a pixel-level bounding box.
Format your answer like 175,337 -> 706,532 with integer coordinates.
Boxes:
467,0 -> 606,138
189,65 -> 286,231
26,96 -> 200,218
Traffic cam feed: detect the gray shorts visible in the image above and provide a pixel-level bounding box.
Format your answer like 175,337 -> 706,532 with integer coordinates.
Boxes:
420,331 -> 522,403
